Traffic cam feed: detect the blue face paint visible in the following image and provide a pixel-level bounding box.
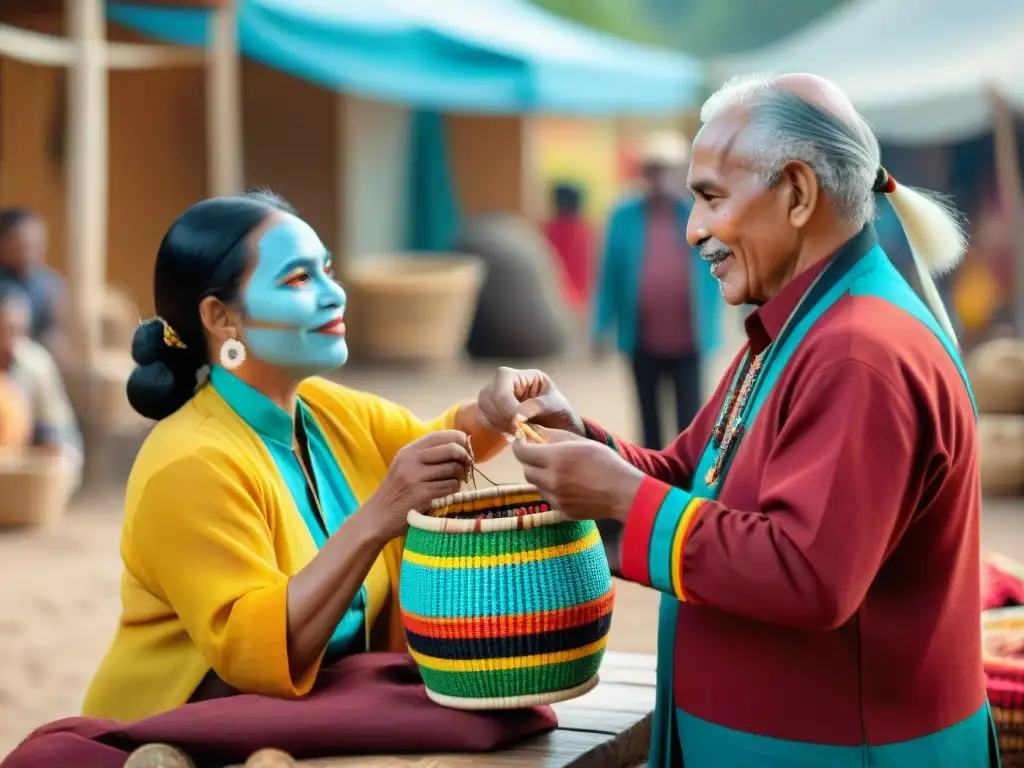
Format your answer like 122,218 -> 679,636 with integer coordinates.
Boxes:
241,214 -> 348,372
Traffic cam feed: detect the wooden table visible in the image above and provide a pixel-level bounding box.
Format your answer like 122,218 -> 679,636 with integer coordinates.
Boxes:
230,652 -> 656,768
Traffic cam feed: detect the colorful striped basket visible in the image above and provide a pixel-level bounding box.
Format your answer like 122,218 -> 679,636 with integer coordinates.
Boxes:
399,483 -> 614,710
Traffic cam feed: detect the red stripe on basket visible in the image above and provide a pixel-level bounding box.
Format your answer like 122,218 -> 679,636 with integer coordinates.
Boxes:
620,476 -> 672,586
402,587 -> 615,640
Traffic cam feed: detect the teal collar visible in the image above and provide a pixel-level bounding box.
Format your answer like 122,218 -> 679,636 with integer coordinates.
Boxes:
210,364 -> 298,446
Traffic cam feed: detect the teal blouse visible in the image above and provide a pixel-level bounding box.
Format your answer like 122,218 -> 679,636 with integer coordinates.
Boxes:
210,365 -> 366,657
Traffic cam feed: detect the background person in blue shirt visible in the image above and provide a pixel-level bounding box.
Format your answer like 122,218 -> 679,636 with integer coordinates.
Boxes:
593,131 -> 723,450
592,131 -> 723,570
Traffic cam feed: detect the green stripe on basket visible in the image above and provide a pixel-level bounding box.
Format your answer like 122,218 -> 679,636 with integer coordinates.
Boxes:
417,651 -> 604,701
404,519 -> 595,559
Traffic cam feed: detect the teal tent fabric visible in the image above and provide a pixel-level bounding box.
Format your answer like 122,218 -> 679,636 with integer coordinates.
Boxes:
107,0 -> 704,114
405,110 -> 461,252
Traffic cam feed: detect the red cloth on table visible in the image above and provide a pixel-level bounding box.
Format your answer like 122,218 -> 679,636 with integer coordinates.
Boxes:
0,653 -> 557,768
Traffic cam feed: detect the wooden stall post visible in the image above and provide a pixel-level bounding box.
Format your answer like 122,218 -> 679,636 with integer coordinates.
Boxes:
64,0 -> 110,487
207,0 -> 243,196
65,0 -> 108,374
988,88 -> 1024,333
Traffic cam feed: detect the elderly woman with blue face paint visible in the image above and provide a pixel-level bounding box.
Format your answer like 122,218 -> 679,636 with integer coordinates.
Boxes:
82,192 -> 507,721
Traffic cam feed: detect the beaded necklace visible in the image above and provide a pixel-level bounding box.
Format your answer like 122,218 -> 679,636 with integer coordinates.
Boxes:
703,265 -> 833,488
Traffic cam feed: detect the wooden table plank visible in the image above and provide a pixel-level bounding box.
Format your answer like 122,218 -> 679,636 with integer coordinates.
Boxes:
298,723 -> 652,768
228,652 -> 657,768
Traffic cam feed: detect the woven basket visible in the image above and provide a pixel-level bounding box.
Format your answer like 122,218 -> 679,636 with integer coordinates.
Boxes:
979,415 -> 1024,497
400,484 -> 614,710
984,607 -> 1024,765
968,338 -> 1024,415
342,254 -> 485,364
0,450 -> 73,528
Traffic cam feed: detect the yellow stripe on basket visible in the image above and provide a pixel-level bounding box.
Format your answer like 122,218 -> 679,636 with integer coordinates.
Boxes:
670,497 -> 706,602
403,529 -> 602,569
409,636 -> 608,673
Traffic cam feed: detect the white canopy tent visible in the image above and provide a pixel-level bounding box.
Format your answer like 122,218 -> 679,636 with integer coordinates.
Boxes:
710,0 -> 1024,143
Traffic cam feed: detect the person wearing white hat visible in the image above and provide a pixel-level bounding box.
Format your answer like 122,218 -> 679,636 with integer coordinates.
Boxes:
595,130 -> 723,451
592,130 -> 724,570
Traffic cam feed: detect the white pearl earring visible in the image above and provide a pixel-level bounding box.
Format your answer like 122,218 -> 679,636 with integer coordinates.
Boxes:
220,338 -> 246,370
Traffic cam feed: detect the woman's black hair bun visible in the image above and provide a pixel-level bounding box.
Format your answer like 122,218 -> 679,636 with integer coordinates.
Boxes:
126,320 -> 200,421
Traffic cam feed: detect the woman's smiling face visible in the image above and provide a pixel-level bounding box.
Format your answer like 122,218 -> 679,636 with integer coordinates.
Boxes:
240,213 -> 349,373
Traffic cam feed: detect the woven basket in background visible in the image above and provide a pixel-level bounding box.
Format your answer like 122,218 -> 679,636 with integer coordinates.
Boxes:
968,338 -> 1024,415
400,484 -> 614,710
0,450 -> 73,528
342,254 -> 484,364
979,415 -> 1024,497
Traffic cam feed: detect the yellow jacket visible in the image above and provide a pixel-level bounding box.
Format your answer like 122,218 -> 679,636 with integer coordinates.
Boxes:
82,378 -> 460,721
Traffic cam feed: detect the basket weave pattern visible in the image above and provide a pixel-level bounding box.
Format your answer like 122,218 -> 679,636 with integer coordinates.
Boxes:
400,485 -> 614,710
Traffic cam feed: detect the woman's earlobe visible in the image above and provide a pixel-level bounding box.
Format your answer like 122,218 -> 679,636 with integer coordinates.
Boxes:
197,295 -> 235,342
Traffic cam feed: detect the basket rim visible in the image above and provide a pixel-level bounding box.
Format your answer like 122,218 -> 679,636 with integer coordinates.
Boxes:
407,483 -> 568,533
422,674 -> 599,710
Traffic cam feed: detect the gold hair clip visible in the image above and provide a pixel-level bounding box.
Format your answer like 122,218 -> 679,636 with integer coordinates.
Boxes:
160,318 -> 187,350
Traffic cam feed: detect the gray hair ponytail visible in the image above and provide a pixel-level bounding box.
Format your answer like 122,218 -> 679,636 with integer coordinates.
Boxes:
702,75 -> 966,344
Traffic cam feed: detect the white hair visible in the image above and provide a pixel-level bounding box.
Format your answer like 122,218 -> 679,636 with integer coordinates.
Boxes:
702,74 -> 967,344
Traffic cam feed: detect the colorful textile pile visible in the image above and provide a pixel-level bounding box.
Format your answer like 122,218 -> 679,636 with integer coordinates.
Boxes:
984,555 -> 1024,765
983,555 -> 1024,610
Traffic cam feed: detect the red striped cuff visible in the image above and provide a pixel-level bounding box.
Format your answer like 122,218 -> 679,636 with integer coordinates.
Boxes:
619,475 -> 672,586
583,418 -> 618,453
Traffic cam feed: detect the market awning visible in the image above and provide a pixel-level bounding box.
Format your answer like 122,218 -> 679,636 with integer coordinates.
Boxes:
710,0 -> 1024,142
107,0 -> 704,115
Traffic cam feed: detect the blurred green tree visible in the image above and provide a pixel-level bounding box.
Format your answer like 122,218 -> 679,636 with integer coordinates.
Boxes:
531,0 -> 846,57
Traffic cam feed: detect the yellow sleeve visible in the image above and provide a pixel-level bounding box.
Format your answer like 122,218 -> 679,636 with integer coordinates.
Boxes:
347,390 -> 460,466
128,450 -> 321,698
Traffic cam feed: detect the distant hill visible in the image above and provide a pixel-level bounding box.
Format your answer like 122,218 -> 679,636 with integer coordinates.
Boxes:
531,0 -> 846,57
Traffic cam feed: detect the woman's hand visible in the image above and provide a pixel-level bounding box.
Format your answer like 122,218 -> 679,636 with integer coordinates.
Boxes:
365,429 -> 473,541
476,367 -> 584,437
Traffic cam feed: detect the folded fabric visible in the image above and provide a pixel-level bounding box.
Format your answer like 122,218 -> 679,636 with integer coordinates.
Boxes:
982,555 -> 1024,611
0,653 -> 557,768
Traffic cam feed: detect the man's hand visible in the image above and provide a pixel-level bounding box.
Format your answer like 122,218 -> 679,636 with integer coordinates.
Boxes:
476,367 -> 584,437
511,429 -> 645,523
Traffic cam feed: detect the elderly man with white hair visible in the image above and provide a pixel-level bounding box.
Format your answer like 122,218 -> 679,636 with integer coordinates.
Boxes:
478,73 -> 993,767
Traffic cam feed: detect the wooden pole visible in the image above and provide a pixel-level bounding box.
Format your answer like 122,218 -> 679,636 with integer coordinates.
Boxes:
65,0 -> 108,372
207,0 -> 243,196
335,91 -> 348,268
521,115 -> 541,223
988,88 -> 1024,333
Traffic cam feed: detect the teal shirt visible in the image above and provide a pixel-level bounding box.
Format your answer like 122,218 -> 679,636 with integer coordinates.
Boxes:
593,194 -> 724,357
210,365 -> 367,658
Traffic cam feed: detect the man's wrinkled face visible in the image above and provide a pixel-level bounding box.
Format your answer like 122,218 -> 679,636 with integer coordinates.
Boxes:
240,214 -> 348,373
685,111 -> 800,306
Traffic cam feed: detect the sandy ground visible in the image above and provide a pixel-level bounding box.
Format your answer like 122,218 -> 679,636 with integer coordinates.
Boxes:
1,354 -> 1023,757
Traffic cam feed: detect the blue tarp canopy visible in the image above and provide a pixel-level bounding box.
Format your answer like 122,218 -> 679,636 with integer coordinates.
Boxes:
107,0 -> 704,115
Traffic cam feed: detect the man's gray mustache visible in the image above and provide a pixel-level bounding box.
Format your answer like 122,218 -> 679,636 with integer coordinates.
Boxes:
698,240 -> 733,260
